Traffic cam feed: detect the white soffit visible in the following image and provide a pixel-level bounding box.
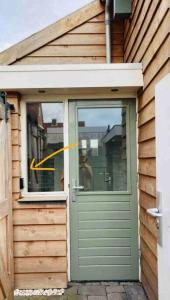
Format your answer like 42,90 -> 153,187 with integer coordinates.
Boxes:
0,64 -> 143,91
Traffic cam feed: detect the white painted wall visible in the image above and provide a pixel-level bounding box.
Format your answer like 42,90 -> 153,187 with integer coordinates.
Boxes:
155,73 -> 170,300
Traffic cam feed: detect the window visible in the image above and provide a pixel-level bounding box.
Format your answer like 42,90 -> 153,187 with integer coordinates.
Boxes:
78,107 -> 127,191
27,102 -> 64,192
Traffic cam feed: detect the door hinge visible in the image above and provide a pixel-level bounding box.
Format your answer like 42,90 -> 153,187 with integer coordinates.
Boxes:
0,91 -> 15,121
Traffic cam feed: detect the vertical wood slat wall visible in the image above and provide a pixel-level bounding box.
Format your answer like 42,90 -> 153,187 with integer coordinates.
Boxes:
7,95 -> 67,289
14,13 -> 124,65
124,0 -> 170,299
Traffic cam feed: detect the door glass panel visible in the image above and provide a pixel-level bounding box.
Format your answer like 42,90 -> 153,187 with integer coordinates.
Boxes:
27,102 -> 64,192
78,107 -> 127,191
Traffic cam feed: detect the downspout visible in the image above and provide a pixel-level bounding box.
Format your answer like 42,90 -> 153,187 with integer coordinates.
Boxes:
101,0 -> 112,63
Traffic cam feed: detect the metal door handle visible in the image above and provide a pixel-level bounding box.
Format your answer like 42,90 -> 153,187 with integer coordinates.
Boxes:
73,185 -> 84,190
147,208 -> 162,218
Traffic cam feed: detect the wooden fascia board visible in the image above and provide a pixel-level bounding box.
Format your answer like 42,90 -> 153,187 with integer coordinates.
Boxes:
0,0 -> 104,65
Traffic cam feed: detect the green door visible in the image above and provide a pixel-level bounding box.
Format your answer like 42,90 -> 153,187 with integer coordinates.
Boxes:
69,99 -> 138,281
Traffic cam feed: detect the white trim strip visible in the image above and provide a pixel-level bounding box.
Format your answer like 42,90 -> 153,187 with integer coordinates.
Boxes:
0,64 -> 143,90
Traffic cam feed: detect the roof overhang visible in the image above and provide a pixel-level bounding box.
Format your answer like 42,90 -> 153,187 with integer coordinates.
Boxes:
0,63 -> 143,94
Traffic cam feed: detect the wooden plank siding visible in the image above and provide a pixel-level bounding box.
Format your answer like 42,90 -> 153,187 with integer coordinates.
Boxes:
7,94 -> 67,289
14,13 -> 124,65
124,0 -> 170,299
0,110 -> 14,299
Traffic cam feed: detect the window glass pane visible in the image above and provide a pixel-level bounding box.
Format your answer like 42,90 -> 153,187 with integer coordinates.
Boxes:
27,102 -> 64,192
78,107 -> 127,191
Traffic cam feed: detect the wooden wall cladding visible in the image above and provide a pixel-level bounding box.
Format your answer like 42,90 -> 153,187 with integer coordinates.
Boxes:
8,95 -> 67,289
13,205 -> 67,289
15,13 -> 124,65
0,114 -> 14,300
124,0 -> 170,299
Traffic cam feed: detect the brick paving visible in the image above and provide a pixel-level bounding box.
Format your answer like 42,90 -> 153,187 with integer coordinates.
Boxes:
14,281 -> 148,300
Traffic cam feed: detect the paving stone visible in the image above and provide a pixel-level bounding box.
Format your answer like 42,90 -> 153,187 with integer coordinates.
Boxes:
64,286 -> 78,295
106,285 -> 125,294
78,286 -> 106,296
69,282 -> 82,286
88,297 -> 107,300
108,293 -> 127,300
61,295 -> 87,300
124,285 -> 148,300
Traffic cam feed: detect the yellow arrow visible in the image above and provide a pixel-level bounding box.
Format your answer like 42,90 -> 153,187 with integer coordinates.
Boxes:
30,143 -> 78,171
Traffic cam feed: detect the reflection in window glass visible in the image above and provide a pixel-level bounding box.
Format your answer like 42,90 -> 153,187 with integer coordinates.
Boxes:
27,102 -> 64,192
78,107 -> 127,191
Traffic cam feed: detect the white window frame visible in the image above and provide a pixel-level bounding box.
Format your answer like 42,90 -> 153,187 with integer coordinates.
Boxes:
20,96 -> 69,197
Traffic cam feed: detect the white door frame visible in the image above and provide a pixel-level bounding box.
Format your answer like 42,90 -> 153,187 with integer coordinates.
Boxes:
155,73 -> 170,300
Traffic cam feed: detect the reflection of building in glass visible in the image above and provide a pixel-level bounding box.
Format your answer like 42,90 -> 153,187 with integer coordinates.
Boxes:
27,103 -> 64,192
78,108 -> 127,191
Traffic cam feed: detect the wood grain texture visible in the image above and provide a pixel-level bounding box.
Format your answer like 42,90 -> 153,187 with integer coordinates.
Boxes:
140,207 -> 157,238
0,0 -> 104,64
138,119 -> 155,142
14,225 -> 67,241
125,0 -> 170,297
139,191 -> 156,210
141,272 -> 157,300
0,116 -> 14,299
15,273 -> 67,289
15,257 -> 67,273
29,45 -> 123,58
124,0 -> 152,58
13,208 -> 66,225
139,175 -> 156,197
142,11 -> 170,71
70,21 -> 123,34
140,238 -> 157,276
140,224 -> 157,257
138,139 -> 156,158
124,0 -> 144,50
12,13 -> 124,65
139,158 -> 156,177
138,62 -> 170,110
49,33 -> 124,46
14,241 -> 66,257
141,256 -> 158,298
15,56 -> 123,64
138,100 -> 155,126
143,36 -> 170,89
13,201 -> 66,209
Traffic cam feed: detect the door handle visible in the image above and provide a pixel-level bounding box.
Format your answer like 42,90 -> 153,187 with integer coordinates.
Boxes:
147,208 -> 162,218
73,185 -> 84,190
